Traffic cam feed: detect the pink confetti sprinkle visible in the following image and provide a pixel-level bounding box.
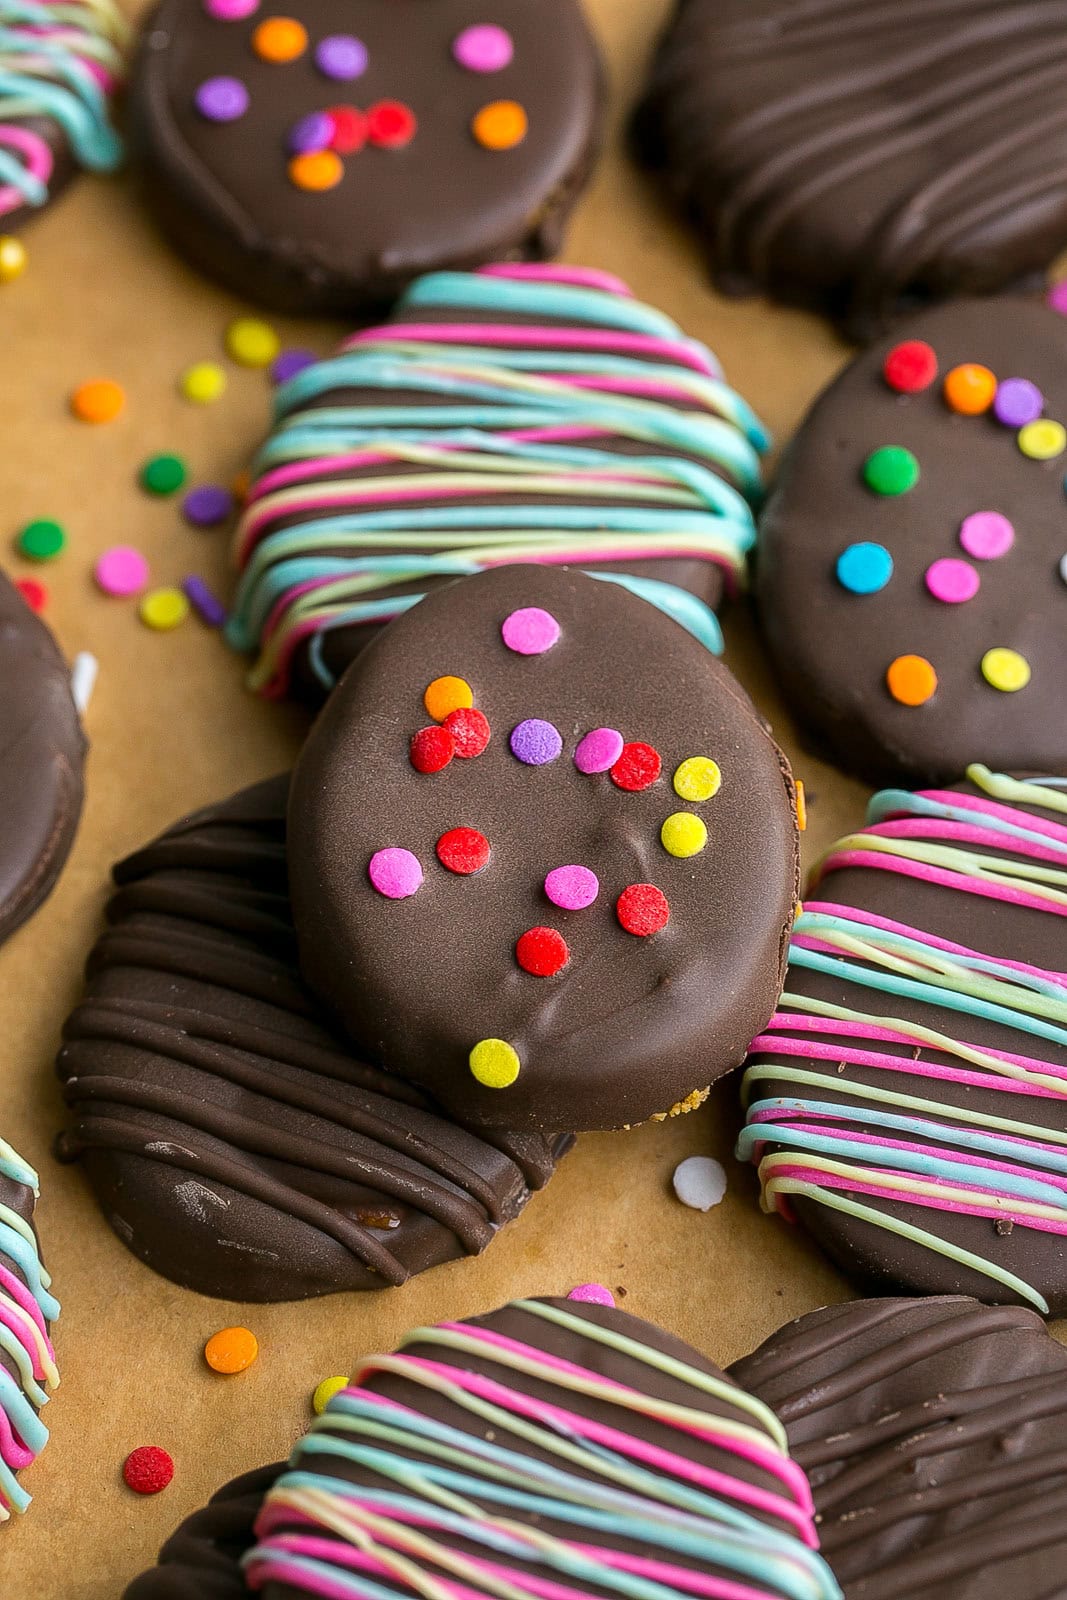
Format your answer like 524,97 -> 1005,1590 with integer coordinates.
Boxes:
544,864 -> 599,911
95,546 -> 149,597
925,557 -> 980,605
453,23 -> 514,72
203,0 -> 258,17
567,1283 -> 615,1307
501,606 -> 560,656
574,727 -> 624,774
368,848 -> 422,900
959,511 -> 1014,561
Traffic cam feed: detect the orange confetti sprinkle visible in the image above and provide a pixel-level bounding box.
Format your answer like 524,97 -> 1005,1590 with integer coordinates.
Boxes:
886,653 -> 938,707
252,16 -> 307,61
204,1326 -> 258,1374
472,99 -> 528,151
943,362 -> 996,416
70,378 -> 125,423
288,149 -> 344,191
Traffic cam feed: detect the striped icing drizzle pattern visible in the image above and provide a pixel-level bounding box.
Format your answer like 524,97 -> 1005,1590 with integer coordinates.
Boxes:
225,263 -> 769,698
0,0 -> 125,219
737,765 -> 1067,1314
0,1134 -> 59,1520
243,1299 -> 840,1600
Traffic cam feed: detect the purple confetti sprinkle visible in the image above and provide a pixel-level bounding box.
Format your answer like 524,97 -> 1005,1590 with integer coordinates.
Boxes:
288,111 -> 334,155
315,34 -> 367,81
993,377 -> 1044,429
270,347 -> 318,385
194,75 -> 249,122
182,575 -> 227,627
182,484 -> 235,527
510,718 -> 562,766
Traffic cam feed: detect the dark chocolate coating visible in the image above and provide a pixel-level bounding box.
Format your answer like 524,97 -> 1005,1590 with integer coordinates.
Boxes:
731,1295 -> 1067,1600
634,1 -> 1067,340
0,569 -> 85,946
127,0 -> 603,315
289,564 -> 800,1133
124,1297 -> 830,1600
756,299 -> 1067,786
740,773 -> 1067,1313
124,1465 -> 283,1600
55,775 -> 569,1302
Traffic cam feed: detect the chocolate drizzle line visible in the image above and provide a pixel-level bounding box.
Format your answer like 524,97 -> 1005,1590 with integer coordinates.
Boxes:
731,1295 -> 1067,1600
636,0 -> 1067,337
56,776 -> 569,1302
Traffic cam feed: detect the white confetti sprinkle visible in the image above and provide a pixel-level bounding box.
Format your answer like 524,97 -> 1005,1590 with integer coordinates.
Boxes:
672,1155 -> 727,1212
70,651 -> 98,715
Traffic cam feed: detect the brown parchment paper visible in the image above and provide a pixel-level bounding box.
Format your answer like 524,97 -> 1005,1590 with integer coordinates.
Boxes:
3,2 -> 1044,1594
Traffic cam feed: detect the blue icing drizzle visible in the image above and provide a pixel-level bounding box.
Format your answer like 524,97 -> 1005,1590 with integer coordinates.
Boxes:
0,1 -> 124,217
229,267 -> 769,697
0,1136 -> 58,1519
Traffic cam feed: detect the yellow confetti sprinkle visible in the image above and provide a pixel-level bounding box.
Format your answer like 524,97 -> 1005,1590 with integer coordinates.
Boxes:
981,647 -> 1031,693
181,361 -> 227,404
312,1376 -> 349,1415
673,757 -> 721,803
660,813 -> 708,859
469,1038 -> 521,1089
226,317 -> 280,369
140,587 -> 189,631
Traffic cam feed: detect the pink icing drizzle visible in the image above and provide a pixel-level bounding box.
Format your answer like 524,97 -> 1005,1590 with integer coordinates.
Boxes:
350,1355 -> 817,1545
767,1163 -> 1067,1234
436,1323 -> 811,1505
751,1017 -> 1067,1095
343,322 -> 721,379
802,900 -> 1067,984
861,815 -> 1067,867
0,126 -> 54,219
0,1407 -> 32,1473
479,262 -> 638,297
0,1260 -> 51,1351
812,848 -> 1067,917
906,788 -> 1067,845
248,1524 -> 791,1600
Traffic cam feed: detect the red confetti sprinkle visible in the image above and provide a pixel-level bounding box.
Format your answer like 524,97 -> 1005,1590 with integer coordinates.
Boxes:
610,742 -> 662,792
123,1446 -> 174,1495
14,578 -> 47,612
410,725 -> 455,774
367,99 -> 417,149
327,104 -> 367,153
516,926 -> 570,977
616,884 -> 670,937
436,826 -> 490,875
444,706 -> 490,759
883,339 -> 938,395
